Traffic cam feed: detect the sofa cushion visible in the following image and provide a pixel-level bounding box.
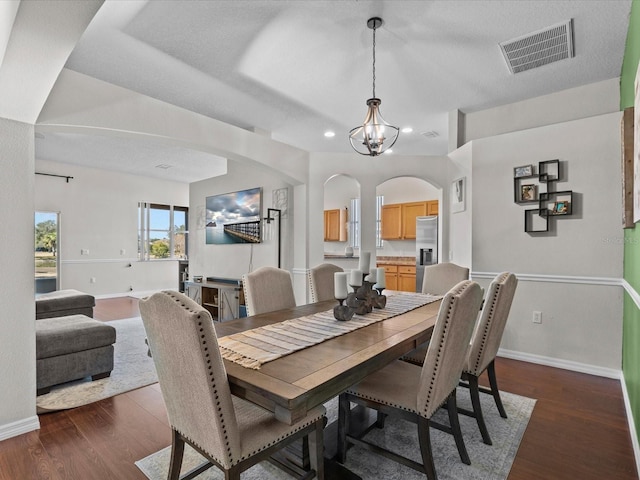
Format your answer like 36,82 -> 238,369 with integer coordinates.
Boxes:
36,315 -> 116,359
36,289 -> 95,319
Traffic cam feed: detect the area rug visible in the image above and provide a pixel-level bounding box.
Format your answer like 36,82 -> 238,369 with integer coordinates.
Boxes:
136,388 -> 535,480
36,316 -> 157,413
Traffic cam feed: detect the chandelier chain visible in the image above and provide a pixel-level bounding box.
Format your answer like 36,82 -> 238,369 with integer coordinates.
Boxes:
372,22 -> 376,98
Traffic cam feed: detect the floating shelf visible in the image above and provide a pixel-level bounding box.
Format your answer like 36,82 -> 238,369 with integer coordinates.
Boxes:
513,160 -> 574,233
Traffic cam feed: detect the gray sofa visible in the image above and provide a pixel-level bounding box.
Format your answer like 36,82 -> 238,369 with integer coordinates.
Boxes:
35,290 -> 116,395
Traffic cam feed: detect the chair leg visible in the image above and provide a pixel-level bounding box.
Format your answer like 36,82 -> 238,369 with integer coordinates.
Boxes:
447,391 -> 470,465
375,411 -> 386,428
168,429 -> 185,480
224,467 -> 241,480
487,360 -> 507,419
417,416 -> 437,480
308,419 -> 325,480
468,374 -> 492,445
336,393 -> 350,463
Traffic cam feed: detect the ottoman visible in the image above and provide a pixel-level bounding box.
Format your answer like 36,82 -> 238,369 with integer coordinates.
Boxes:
36,289 -> 95,319
36,315 -> 116,395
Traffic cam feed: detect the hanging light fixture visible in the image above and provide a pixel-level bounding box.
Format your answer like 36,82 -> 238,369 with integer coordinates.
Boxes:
349,17 -> 399,156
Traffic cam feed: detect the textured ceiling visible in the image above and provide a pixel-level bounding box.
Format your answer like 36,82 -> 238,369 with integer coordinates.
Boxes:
36,0 -> 632,182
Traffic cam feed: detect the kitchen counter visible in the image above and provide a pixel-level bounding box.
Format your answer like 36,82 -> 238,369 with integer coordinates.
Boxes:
375,256 -> 415,266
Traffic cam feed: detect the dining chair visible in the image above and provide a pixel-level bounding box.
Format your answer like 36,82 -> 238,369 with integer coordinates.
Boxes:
401,262 -> 471,366
242,266 -> 296,316
422,262 -> 470,295
458,272 -> 518,445
139,290 -> 325,480
337,280 -> 483,479
308,263 -> 344,303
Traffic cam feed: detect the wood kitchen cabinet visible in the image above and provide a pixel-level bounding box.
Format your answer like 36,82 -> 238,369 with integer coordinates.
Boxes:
381,200 -> 438,240
397,265 -> 417,292
324,208 -> 347,241
377,263 -> 416,292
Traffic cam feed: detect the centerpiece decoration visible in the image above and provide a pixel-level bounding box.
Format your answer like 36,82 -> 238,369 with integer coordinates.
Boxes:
333,252 -> 386,320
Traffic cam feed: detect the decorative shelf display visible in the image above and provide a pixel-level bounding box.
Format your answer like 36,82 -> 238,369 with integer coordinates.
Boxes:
513,159 -> 574,233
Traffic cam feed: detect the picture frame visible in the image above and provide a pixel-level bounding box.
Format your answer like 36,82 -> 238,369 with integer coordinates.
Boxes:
521,184 -> 536,202
552,201 -> 569,215
514,164 -> 533,178
634,62 -> 640,223
451,177 -> 466,213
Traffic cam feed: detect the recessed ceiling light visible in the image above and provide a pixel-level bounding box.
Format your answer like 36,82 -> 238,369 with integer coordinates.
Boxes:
384,149 -> 393,154
401,127 -> 413,134
324,131 -> 336,138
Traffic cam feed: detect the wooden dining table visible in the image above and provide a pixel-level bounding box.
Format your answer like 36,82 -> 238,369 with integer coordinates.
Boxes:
214,296 -> 441,426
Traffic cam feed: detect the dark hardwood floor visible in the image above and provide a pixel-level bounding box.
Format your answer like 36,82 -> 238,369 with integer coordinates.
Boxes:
0,297 -> 637,479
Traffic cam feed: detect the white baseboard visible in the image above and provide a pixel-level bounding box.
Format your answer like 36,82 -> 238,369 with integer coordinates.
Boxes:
621,372 -> 640,478
497,348 -> 621,379
0,415 -> 40,442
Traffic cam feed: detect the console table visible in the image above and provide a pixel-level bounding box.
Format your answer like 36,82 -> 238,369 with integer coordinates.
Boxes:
185,277 -> 245,322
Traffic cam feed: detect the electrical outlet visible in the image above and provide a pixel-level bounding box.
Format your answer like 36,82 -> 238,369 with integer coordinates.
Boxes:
120,249 -> 126,255
533,311 -> 542,324
81,249 -> 89,255
90,277 -> 96,284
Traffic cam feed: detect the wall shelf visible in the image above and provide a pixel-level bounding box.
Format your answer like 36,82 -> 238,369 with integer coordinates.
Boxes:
513,159 -> 574,233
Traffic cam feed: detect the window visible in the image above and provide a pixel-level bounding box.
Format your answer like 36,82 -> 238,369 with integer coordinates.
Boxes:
375,195 -> 384,248
349,197 -> 360,248
348,196 -> 383,249
138,203 -> 188,260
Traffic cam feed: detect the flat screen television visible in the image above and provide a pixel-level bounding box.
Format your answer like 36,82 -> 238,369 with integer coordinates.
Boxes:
205,187 -> 262,244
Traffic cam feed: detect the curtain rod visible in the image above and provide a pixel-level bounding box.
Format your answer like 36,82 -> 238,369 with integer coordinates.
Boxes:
35,172 -> 74,183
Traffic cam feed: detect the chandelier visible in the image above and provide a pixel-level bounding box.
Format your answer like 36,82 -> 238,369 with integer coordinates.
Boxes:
349,17 -> 399,156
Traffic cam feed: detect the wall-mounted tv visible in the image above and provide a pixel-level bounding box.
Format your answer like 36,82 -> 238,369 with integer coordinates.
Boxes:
205,187 -> 262,244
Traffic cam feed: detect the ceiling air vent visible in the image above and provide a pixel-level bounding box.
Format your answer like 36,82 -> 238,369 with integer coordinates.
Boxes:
499,19 -> 574,74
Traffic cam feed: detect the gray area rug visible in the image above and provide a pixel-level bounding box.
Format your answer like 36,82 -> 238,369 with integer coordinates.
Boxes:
36,316 -> 157,413
136,389 -> 535,480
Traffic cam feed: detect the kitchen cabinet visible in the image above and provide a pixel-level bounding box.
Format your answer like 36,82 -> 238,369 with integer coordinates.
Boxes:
324,208 -> 347,241
377,263 -> 416,292
381,200 -> 438,240
398,265 -> 417,292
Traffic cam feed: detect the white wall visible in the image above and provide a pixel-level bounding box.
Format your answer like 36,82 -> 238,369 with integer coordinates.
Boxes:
448,143 -> 473,267
189,161 -> 293,283
0,118 -> 39,439
464,78 -> 620,143
471,112 -> 624,372
35,159 -> 189,296
308,153 -> 452,286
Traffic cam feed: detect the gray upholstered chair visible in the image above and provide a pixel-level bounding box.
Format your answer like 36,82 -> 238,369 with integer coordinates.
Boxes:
422,262 -> 470,295
401,262 -> 471,365
308,263 -> 344,303
242,266 -> 296,316
139,290 -> 325,480
337,280 -> 483,479
459,272 -> 518,445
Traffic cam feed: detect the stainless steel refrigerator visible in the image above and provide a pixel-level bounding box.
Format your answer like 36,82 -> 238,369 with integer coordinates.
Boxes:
415,215 -> 438,293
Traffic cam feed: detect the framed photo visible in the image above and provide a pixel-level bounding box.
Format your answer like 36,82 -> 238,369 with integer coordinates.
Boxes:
451,177 -> 466,213
552,201 -> 569,215
521,184 -> 536,202
514,164 -> 533,178
634,62 -> 640,223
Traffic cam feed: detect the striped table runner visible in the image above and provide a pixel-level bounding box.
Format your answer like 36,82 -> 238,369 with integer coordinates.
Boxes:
218,292 -> 442,369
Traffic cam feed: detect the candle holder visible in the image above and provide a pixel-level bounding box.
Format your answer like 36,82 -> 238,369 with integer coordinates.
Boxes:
333,298 -> 355,321
371,287 -> 387,309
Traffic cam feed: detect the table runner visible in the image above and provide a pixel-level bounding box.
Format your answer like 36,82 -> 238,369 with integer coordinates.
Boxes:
218,292 -> 442,369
